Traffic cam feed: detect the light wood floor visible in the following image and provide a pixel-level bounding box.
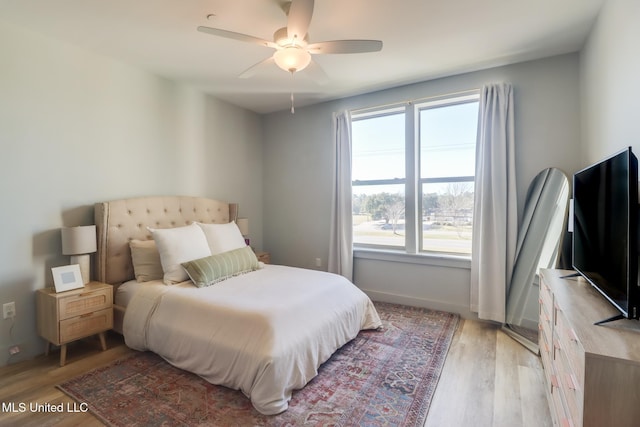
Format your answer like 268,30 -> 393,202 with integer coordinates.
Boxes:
0,320 -> 551,427
426,319 -> 551,427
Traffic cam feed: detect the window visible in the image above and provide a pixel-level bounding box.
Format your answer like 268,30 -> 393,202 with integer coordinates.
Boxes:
352,93 -> 479,256
352,108 -> 405,248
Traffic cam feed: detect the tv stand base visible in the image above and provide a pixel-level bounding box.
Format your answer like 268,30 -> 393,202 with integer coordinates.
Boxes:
594,313 -> 625,326
559,272 -> 580,279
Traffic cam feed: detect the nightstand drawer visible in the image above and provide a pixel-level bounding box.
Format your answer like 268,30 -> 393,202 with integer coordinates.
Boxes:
60,308 -> 113,343
59,288 -> 112,320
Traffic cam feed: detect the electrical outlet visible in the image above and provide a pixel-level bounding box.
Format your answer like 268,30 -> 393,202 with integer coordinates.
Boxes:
9,345 -> 20,355
315,258 -> 322,267
3,302 -> 15,319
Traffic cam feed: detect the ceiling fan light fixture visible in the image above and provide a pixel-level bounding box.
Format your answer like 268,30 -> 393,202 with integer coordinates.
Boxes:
274,47 -> 311,73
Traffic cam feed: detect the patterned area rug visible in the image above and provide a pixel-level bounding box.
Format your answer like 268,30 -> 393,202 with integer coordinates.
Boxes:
58,303 -> 459,426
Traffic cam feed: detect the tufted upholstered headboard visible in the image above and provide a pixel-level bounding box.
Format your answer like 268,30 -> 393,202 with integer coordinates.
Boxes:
95,196 -> 238,285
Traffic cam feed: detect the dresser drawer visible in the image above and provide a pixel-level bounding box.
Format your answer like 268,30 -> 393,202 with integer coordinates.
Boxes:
60,308 -> 113,343
540,280 -> 554,319
540,333 -> 554,395
555,307 -> 585,384
554,334 -> 583,426
539,284 -> 553,337
59,287 -> 112,320
550,373 -> 574,427
539,305 -> 552,350
539,311 -> 553,371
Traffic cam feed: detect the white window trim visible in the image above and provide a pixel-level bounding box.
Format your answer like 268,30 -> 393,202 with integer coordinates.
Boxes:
351,90 -> 480,259
354,248 -> 471,269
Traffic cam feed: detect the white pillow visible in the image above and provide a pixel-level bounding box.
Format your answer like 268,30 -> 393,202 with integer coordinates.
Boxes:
147,223 -> 211,285
196,221 -> 247,255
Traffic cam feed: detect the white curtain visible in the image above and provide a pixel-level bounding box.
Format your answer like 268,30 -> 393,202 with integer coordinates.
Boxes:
328,111 -> 354,281
470,83 -> 517,323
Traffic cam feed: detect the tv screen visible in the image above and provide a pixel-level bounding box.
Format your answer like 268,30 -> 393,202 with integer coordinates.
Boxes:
572,147 -> 639,321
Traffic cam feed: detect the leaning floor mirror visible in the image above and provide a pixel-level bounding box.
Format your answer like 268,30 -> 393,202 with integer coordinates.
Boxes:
504,167 -> 570,353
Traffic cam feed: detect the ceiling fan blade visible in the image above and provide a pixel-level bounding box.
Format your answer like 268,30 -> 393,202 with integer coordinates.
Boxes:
197,26 -> 277,49
287,0 -> 314,42
303,58 -> 329,85
307,40 -> 383,54
238,56 -> 275,79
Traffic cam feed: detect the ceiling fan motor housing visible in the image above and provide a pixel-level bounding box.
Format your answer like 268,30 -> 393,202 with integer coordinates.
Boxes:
273,27 -> 308,47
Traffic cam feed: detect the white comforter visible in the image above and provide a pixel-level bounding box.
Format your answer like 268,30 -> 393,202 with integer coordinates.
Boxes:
123,264 -> 381,415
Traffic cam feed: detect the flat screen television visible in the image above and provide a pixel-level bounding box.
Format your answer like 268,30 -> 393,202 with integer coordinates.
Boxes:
572,147 -> 639,324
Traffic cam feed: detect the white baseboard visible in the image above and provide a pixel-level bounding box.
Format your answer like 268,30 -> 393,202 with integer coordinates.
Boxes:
361,288 -> 477,320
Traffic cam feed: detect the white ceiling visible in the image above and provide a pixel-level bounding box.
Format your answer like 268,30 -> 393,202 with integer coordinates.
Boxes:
0,0 -> 604,114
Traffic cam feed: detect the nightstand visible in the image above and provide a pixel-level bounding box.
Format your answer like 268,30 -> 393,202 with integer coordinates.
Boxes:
255,251 -> 271,264
36,281 -> 113,366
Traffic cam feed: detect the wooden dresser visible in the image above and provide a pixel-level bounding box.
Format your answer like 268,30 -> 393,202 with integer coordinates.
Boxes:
539,269 -> 640,427
36,281 -> 113,366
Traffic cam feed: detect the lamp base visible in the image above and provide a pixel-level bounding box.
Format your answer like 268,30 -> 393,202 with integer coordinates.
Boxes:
70,254 -> 91,284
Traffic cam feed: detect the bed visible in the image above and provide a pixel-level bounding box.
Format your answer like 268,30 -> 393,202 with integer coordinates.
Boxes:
94,196 -> 381,415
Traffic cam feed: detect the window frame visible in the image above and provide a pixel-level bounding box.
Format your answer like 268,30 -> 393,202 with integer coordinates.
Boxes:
351,106 -> 407,251
351,92 -> 480,258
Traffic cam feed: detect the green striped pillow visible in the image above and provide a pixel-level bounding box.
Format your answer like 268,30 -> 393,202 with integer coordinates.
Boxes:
181,246 -> 260,287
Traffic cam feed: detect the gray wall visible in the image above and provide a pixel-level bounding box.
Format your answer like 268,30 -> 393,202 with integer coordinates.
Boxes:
0,21 -> 263,365
263,54 -> 582,318
580,0 -> 640,165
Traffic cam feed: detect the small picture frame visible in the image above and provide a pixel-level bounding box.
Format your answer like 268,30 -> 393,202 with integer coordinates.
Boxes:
52,264 -> 84,293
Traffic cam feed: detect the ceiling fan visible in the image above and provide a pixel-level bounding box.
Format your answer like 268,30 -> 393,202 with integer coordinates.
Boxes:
197,0 -> 383,80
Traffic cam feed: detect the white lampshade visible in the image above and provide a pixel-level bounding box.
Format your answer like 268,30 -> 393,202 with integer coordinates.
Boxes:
236,218 -> 249,236
61,225 -> 97,255
61,225 -> 96,284
273,47 -> 311,73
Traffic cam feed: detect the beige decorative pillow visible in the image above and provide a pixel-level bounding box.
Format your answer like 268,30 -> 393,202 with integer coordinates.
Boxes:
129,239 -> 163,282
196,221 -> 247,254
148,223 -> 211,285
182,246 -> 259,288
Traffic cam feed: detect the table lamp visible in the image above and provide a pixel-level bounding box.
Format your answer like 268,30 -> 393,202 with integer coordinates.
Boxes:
61,225 -> 97,284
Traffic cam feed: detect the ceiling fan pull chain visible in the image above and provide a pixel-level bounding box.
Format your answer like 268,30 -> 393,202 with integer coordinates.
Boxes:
290,71 -> 295,114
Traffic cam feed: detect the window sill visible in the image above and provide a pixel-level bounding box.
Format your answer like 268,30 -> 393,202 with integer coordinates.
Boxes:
354,248 -> 471,269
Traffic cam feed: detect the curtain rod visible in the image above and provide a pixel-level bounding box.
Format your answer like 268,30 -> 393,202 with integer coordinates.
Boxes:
350,88 -> 481,115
